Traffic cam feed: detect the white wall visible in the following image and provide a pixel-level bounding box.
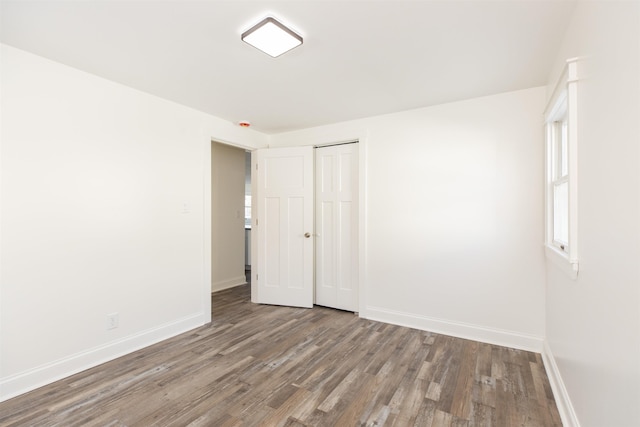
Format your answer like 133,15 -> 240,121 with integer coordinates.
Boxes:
543,3 -> 640,427
271,87 -> 547,350
211,142 -> 246,292
0,44 -> 268,401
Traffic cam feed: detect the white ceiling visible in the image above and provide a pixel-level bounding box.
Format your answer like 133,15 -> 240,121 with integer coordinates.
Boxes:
1,0 -> 576,134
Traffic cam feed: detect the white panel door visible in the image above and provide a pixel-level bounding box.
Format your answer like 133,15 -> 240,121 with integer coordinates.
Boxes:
254,146 -> 314,308
315,143 -> 358,311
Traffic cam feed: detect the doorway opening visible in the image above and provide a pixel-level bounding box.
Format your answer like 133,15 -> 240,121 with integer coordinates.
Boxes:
244,151 -> 252,284
210,141 -> 251,301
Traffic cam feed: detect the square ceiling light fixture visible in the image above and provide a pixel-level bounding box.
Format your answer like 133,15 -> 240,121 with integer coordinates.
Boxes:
241,17 -> 303,57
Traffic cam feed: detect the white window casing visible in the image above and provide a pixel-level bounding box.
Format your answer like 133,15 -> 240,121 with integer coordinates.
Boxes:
544,58 -> 580,279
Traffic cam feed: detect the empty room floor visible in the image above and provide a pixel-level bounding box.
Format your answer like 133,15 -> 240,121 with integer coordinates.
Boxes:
0,284 -> 561,426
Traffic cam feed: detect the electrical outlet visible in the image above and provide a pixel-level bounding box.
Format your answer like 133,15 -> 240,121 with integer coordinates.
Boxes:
106,312 -> 119,330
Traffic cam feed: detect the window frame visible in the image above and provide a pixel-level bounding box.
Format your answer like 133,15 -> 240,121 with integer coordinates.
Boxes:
544,58 -> 580,279
550,109 -> 569,251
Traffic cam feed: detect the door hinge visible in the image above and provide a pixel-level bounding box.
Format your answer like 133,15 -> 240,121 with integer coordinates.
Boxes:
255,218 -> 258,226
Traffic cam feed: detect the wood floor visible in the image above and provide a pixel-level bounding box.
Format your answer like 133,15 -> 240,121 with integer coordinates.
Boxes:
0,284 -> 561,426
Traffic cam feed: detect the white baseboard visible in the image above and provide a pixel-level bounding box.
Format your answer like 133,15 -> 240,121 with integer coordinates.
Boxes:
542,340 -> 581,427
211,275 -> 247,293
0,312 -> 206,403
364,306 -> 544,352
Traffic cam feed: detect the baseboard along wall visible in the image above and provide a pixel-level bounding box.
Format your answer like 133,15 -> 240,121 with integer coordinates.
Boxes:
365,305 -> 544,352
542,340 -> 581,427
0,313 -> 207,403
211,276 -> 247,293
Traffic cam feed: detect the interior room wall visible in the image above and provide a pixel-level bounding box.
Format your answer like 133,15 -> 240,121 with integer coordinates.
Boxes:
211,142 -> 246,292
270,86 -> 547,351
0,44 -> 268,401
543,3 -> 640,427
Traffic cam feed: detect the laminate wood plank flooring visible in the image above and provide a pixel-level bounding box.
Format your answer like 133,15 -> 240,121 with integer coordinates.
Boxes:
0,284 -> 562,426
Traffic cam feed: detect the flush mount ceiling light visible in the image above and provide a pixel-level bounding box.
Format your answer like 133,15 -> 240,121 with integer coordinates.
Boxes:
241,17 -> 303,58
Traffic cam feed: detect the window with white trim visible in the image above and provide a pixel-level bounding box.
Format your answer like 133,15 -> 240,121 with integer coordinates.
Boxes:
544,58 -> 579,278
550,102 -> 569,252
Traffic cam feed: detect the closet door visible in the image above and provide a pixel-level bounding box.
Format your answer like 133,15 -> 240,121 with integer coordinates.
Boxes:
253,146 -> 314,308
315,143 -> 358,311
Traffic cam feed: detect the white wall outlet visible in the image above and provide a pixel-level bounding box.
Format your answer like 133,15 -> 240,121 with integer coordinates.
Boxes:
106,312 -> 119,330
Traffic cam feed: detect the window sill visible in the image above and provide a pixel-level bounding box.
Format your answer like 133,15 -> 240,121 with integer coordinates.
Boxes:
545,245 -> 579,280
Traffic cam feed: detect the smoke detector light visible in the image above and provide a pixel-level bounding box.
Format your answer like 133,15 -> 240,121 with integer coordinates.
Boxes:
241,17 -> 303,58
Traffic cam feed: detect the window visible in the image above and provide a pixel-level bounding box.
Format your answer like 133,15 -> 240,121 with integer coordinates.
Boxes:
544,58 -> 579,278
550,105 -> 569,251
245,195 -> 252,227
